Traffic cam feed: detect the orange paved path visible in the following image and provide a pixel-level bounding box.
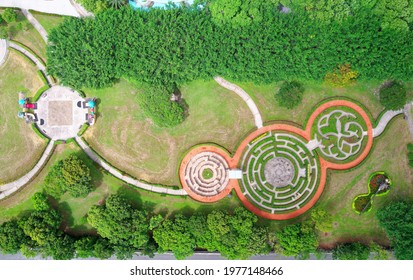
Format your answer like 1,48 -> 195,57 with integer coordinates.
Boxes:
179,100 -> 374,220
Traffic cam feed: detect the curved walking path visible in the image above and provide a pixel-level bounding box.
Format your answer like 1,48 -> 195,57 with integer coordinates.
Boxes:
373,109 -> 404,137
69,0 -> 93,17
75,136 -> 188,196
21,9 -> 48,43
0,140 -> 55,200
8,41 -> 54,86
214,76 -> 263,128
0,0 -> 81,17
0,39 -> 8,67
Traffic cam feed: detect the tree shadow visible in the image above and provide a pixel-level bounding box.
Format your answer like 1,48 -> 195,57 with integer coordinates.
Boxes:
115,185 -> 156,213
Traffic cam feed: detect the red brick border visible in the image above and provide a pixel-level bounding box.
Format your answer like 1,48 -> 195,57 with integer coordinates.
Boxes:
179,100 -> 374,220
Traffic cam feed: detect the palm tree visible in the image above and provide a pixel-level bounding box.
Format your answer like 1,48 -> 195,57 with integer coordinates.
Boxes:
107,0 -> 128,9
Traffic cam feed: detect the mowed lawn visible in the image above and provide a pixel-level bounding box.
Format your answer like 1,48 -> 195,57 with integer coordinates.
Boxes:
0,52 -> 47,184
30,11 -> 65,34
0,143 -> 243,232
83,79 -> 255,186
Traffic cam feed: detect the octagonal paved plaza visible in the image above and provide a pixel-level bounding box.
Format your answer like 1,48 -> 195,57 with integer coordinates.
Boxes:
36,86 -> 88,140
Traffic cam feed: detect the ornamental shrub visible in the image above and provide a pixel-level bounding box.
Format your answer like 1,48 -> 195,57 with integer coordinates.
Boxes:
275,81 -> 305,109
379,81 -> 406,110
324,63 -> 359,87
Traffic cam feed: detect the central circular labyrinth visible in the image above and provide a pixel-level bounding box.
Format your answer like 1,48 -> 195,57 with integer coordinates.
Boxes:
239,131 -> 320,214
184,151 -> 230,197
264,157 -> 294,187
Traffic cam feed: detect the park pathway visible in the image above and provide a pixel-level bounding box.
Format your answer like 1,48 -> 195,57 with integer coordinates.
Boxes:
75,136 -> 188,196
0,140 -> 55,199
373,109 -> 404,137
0,39 -> 8,67
214,76 -> 263,128
8,41 -> 54,86
21,9 -> 48,43
0,0 -> 80,17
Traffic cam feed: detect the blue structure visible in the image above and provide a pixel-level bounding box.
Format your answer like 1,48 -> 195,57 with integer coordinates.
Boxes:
129,0 -> 195,10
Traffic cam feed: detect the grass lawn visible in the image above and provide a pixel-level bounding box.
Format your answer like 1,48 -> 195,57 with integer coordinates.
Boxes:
316,116 -> 413,248
3,10 -> 48,61
30,11 -> 65,34
234,80 -> 384,127
83,79 -> 255,186
0,142 -> 243,232
0,52 -> 47,184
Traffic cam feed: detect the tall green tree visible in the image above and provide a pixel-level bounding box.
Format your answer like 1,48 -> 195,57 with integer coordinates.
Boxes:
0,220 -> 29,254
332,243 -> 370,260
379,81 -> 407,110
87,195 -> 150,259
275,222 -> 318,257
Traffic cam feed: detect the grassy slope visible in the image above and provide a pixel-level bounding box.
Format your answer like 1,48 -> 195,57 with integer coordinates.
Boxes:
83,79 -> 255,186
29,11 -> 65,34
0,52 -> 47,183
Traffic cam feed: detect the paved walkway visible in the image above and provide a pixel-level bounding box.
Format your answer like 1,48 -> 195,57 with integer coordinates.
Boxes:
0,140 -> 55,199
0,0 -> 80,17
75,136 -> 188,196
404,103 -> 413,138
69,0 -> 93,17
373,109 -> 404,137
21,9 -> 48,42
8,41 -> 54,86
0,39 -> 8,67
214,76 -> 263,128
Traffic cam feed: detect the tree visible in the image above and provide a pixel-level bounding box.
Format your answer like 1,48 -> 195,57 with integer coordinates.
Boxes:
61,154 -> 92,197
32,192 -> 50,211
0,220 -> 29,254
44,154 -> 92,198
19,210 -> 62,246
324,64 -> 359,87
376,201 -> 413,259
2,8 -> 17,23
275,222 -> 318,257
0,14 -> 4,24
206,208 -> 270,259
275,81 -> 305,109
149,214 -> 164,230
0,26 -> 8,39
153,214 -> 196,260
373,0 -> 413,31
332,243 -> 370,260
379,81 -> 407,110
43,234 -> 75,260
87,195 -> 149,259
310,208 -> 333,232
106,0 -> 127,9
209,0 -> 265,27
137,85 -> 185,127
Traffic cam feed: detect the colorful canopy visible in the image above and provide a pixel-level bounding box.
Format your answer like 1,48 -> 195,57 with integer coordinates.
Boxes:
88,100 -> 95,108
19,99 -> 25,105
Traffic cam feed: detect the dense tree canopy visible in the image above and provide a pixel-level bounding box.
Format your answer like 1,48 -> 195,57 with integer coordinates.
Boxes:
44,154 -> 92,198
275,222 -> 318,257
87,195 -> 150,259
332,243 -> 370,260
208,0 -> 266,27
376,201 -> 413,260
47,6 -> 413,91
310,208 -> 333,233
0,220 -> 29,254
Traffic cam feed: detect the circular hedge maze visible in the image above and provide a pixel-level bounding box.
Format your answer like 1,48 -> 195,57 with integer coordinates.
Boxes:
311,106 -> 368,163
183,151 -> 230,197
239,131 -> 320,214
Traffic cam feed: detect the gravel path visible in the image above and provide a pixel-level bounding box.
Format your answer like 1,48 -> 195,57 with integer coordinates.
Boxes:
21,9 -> 48,42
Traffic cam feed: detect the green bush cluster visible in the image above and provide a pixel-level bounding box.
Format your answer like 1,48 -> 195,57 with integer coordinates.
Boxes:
379,81 -> 407,110
44,154 -> 93,198
275,81 -> 305,109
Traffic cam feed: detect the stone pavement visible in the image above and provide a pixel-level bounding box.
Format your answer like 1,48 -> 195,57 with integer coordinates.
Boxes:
373,109 -> 404,137
214,76 -> 263,128
75,136 -> 188,196
8,41 -> 54,86
0,39 -> 8,67
0,0 -> 80,17
0,140 -> 55,199
21,9 -> 48,42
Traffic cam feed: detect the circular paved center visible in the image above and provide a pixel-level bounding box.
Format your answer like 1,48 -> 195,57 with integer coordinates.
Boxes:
264,157 -> 294,188
36,86 -> 89,140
